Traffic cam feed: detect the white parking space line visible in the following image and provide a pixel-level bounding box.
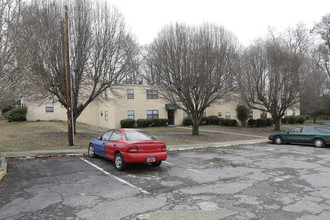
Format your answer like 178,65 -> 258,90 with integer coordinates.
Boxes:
80,158 -> 149,194
163,161 -> 174,166
163,161 -> 219,178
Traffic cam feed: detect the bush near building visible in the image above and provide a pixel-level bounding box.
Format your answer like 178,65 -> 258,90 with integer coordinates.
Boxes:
135,118 -> 168,128
120,119 -> 136,128
281,115 -> 308,124
4,106 -> 28,122
248,118 -> 273,127
182,116 -> 237,127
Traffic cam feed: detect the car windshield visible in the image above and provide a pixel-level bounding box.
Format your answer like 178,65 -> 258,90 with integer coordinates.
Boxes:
315,127 -> 330,134
124,130 -> 156,141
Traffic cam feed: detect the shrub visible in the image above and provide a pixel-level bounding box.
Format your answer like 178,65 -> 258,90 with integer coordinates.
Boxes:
120,119 -> 136,128
204,115 -> 221,125
152,118 -> 168,127
5,106 -> 27,122
256,118 -> 267,127
136,119 -> 151,128
182,117 -> 192,126
1,105 -> 14,114
266,118 -> 274,126
220,118 -> 237,126
296,115 -> 306,124
236,105 -> 250,126
248,119 -> 257,127
287,116 -> 298,124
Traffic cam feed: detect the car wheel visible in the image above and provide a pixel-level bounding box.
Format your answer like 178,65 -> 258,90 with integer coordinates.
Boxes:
273,136 -> 283,145
314,138 -> 325,148
151,161 -> 162,167
88,144 -> 96,158
115,153 -> 126,171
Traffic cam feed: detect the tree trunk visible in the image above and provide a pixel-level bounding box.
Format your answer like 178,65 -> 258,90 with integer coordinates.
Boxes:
274,117 -> 281,131
73,117 -> 77,134
192,117 -> 199,135
313,114 -> 317,124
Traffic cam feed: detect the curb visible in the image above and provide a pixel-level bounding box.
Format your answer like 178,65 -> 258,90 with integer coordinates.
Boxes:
0,139 -> 269,182
0,157 -> 7,182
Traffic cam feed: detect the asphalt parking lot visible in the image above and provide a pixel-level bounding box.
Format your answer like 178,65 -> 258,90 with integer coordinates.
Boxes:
1,143 -> 330,220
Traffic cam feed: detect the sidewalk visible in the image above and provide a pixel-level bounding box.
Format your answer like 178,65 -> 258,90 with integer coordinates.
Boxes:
0,138 -> 268,181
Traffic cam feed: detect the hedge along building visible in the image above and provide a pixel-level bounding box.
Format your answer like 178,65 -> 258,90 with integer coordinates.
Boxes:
24,84 -> 300,129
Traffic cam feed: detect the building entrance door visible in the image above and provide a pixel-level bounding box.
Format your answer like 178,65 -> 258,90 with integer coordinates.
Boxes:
168,110 -> 175,125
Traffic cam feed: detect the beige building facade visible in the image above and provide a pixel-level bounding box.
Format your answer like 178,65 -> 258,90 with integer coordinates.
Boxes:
25,85 -> 300,129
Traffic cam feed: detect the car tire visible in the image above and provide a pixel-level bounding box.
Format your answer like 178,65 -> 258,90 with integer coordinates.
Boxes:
273,136 -> 283,145
314,138 -> 325,148
151,161 -> 162,167
88,144 -> 96,158
115,153 -> 126,171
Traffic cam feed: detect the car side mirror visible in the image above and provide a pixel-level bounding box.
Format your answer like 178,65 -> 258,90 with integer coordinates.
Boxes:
97,136 -> 101,140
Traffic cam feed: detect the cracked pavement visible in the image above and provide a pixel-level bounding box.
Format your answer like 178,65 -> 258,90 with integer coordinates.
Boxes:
1,143 -> 330,219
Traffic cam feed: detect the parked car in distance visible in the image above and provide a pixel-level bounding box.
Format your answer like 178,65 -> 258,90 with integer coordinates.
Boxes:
268,126 -> 330,148
88,129 -> 167,171
320,121 -> 330,127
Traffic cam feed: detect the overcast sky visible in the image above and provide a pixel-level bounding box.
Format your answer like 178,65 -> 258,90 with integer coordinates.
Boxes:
108,0 -> 330,46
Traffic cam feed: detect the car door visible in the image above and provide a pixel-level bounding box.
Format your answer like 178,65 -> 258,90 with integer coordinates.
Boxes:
105,130 -> 122,160
285,127 -> 303,143
300,126 -> 316,144
94,130 -> 113,157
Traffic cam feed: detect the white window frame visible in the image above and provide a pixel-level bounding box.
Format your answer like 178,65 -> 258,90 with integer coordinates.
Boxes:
127,110 -> 134,119
46,102 -> 54,113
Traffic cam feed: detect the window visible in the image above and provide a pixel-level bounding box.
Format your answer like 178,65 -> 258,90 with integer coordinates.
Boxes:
101,131 -> 113,141
46,102 -> 54,112
124,130 -> 156,141
249,112 -> 253,120
302,127 -> 315,134
109,130 -> 122,141
147,90 -> 158,99
128,110 -> 134,119
218,112 -> 222,117
202,111 -> 206,117
260,111 -> 267,119
288,127 -> 302,134
292,110 -> 296,116
127,89 -> 134,99
100,111 -> 103,117
104,90 -> 108,100
183,111 -> 190,118
105,111 -> 108,121
225,112 -> 231,119
147,110 -> 159,119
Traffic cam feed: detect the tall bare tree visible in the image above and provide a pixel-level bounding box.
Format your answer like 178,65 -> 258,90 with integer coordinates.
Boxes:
237,39 -> 302,130
313,14 -> 330,78
24,0 -> 139,132
144,23 -> 239,135
0,0 -> 43,105
300,60 -> 328,122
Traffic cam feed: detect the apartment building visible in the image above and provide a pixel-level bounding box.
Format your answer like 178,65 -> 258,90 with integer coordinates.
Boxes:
25,84 -> 300,129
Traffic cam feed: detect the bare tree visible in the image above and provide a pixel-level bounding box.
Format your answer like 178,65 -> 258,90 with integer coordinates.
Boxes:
143,23 -> 239,135
0,0 -> 42,105
237,39 -> 302,130
313,14 -> 330,78
23,0 -> 139,132
300,60 -> 328,122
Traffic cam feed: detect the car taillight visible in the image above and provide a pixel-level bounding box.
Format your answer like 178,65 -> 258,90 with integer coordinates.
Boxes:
127,145 -> 138,153
161,145 -> 167,152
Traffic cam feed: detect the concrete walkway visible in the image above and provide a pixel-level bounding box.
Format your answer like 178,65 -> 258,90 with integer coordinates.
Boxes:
0,138 -> 268,182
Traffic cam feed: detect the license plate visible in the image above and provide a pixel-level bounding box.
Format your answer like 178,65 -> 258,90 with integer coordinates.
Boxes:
147,157 -> 156,162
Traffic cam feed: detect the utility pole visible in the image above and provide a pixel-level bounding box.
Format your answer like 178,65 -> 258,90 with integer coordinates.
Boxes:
65,5 -> 74,146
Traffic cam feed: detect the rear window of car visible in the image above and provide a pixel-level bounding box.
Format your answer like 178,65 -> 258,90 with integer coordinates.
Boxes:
124,130 -> 156,141
315,127 -> 330,133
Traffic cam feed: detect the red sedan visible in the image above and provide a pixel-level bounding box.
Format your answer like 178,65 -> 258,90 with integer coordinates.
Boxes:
88,129 -> 167,171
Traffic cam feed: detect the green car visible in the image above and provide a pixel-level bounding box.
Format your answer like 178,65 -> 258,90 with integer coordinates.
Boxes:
268,126 -> 330,148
